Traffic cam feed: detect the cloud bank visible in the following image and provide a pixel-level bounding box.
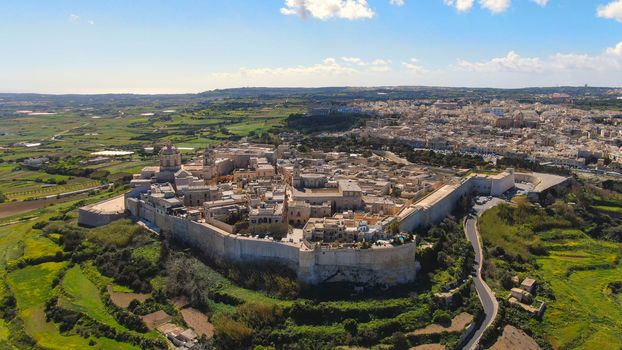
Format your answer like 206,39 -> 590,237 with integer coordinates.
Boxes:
280,0 -> 375,20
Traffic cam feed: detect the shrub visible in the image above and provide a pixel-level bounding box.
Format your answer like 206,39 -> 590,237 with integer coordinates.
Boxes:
432,310 -> 451,326
213,314 -> 253,349
343,318 -> 358,336
237,303 -> 283,328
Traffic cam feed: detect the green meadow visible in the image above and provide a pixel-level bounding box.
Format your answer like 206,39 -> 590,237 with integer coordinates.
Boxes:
7,263 -> 138,350
479,205 -> 622,350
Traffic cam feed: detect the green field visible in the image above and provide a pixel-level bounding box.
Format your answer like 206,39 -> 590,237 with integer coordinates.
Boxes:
61,265 -> 127,330
592,196 -> 622,214
536,229 -> 622,350
22,236 -> 62,260
479,205 -> 622,350
7,263 -> 138,350
0,190 -> 149,349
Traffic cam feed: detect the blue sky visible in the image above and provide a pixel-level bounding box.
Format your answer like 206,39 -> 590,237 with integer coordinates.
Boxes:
1,0 -> 622,93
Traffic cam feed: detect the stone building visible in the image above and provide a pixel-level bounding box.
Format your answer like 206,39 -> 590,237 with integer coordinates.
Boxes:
249,203 -> 285,225
156,142 -> 182,183
287,200 -> 332,226
291,180 -> 363,213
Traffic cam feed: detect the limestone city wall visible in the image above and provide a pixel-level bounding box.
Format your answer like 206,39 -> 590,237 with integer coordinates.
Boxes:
128,197 -> 416,285
399,172 -> 515,232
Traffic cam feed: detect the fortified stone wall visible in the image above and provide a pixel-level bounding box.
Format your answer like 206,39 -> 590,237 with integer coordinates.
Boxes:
399,179 -> 471,232
128,197 -> 416,286
304,243 -> 417,285
399,172 -> 515,232
78,208 -> 126,227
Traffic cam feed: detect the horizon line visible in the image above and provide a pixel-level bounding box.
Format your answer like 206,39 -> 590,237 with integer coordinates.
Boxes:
0,84 -> 619,97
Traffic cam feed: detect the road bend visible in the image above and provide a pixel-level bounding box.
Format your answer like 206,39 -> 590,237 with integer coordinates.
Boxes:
462,216 -> 499,350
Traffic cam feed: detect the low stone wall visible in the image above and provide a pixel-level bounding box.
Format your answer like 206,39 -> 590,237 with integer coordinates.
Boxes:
207,217 -> 234,234
78,208 -> 126,227
78,195 -> 127,227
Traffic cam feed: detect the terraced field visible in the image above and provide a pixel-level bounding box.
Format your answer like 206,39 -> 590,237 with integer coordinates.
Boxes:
7,262 -> 138,350
536,229 -> 622,350
479,206 -> 622,350
0,191 -> 150,349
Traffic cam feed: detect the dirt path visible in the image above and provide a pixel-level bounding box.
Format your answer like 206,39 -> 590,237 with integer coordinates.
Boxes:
412,312 -> 473,336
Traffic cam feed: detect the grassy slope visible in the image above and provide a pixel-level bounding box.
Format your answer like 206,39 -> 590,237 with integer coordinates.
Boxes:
61,265 -> 162,341
536,229 -> 622,350
7,262 -> 138,350
479,207 -> 622,350
131,243 -> 161,264
22,236 -> 62,260
0,194 -> 144,349
61,265 -> 127,330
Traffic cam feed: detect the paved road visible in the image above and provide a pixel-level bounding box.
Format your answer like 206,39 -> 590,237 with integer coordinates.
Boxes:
462,216 -> 499,350
38,183 -> 111,200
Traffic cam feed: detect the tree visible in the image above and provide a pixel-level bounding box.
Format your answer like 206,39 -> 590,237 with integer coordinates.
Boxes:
343,318 -> 358,336
390,332 -> 409,350
432,310 -> 451,326
390,186 -> 402,198
500,271 -> 515,290
213,314 -> 252,349
387,220 -> 400,235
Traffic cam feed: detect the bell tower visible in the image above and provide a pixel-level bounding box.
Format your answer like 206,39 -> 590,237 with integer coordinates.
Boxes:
159,141 -> 181,172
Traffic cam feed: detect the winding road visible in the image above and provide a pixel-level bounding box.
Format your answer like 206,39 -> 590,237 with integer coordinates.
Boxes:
462,215 -> 499,350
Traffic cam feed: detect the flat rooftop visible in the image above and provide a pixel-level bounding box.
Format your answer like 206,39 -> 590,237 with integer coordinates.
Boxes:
529,172 -> 568,192
397,182 -> 461,220
83,195 -> 125,214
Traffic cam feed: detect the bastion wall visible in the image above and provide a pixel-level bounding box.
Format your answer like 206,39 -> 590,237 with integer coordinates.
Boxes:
127,197 -> 416,286
399,172 -> 515,232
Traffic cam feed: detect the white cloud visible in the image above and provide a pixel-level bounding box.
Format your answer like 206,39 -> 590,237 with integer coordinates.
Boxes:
280,0 -> 374,20
369,59 -> 392,72
444,0 -> 475,12
389,0 -> 405,6
479,0 -> 511,14
458,42 -> 622,74
597,0 -> 622,22
339,57 -> 391,71
213,58 -> 357,81
550,42 -> 622,71
606,41 -> 622,55
530,0 -> 548,6
210,57 -> 396,87
457,51 -> 543,72
69,13 -> 95,25
402,58 -> 426,74
341,56 -> 366,65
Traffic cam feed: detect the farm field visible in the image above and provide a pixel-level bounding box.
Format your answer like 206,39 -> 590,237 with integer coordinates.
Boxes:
0,191 -> 164,349
7,262 -> 138,350
60,265 -> 161,340
536,229 -> 622,350
478,206 -> 622,350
